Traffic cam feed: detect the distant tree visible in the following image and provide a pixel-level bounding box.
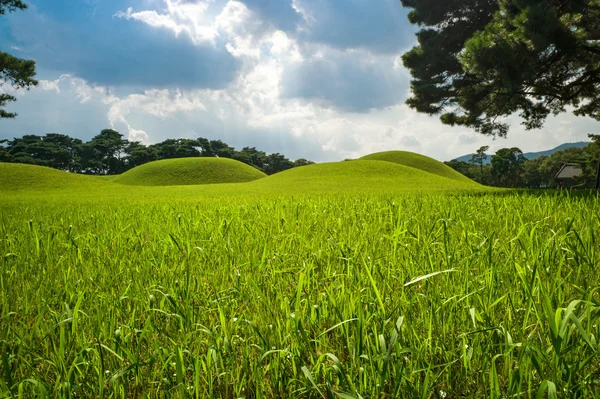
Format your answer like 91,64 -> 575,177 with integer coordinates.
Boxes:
445,159 -> 476,180
293,158 -> 314,167
1,130 -> 315,176
402,0 -> 600,137
124,141 -> 157,169
197,138 -> 236,158
0,138 -> 11,162
233,147 -> 267,171
263,153 -> 294,175
5,134 -> 42,164
491,148 -> 526,187
210,140 -> 235,158
2,134 -> 82,169
150,139 -> 201,159
81,129 -> 128,175
589,134 -> 600,188
521,156 -> 548,188
196,138 -> 215,157
41,134 -> 83,171
469,146 -> 489,174
1,0 -> 38,119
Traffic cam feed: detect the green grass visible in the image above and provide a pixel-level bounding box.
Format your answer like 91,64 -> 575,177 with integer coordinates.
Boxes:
0,161 -> 482,206
0,159 -> 484,202
250,160 -> 482,194
1,158 -> 599,398
359,150 -> 474,182
0,163 -> 114,191
112,157 -> 266,186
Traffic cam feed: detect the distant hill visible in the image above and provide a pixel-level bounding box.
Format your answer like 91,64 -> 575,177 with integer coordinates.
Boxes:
452,142 -> 590,164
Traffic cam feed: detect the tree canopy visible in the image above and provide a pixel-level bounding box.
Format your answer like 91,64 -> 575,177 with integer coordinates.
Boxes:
0,131 -> 313,176
0,0 -> 37,119
445,137 -> 600,188
401,0 -> 600,136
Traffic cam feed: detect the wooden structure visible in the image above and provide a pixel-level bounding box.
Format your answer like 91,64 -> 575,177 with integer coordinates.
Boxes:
555,163 -> 583,188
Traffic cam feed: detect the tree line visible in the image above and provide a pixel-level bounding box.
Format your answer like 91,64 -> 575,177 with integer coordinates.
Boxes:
445,135 -> 600,188
0,129 -> 314,175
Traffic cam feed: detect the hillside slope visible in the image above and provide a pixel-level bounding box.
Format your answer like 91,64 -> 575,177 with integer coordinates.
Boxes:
113,157 -> 266,186
250,160 -> 482,194
359,151 -> 474,183
0,162 -> 114,191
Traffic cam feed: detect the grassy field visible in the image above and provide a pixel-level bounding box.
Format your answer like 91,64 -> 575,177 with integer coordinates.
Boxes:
1,154 -> 599,398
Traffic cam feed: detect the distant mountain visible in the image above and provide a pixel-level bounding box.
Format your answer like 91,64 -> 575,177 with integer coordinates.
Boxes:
452,142 -> 591,164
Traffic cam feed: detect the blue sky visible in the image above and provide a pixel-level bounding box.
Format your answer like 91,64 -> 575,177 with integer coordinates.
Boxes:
0,0 -> 595,161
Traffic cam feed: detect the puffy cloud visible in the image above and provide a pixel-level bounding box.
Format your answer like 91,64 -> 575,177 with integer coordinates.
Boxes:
114,1 -> 218,45
0,0 -> 595,165
399,134 -> 421,148
1,72 -> 596,163
455,132 -> 478,146
0,0 -> 239,88
281,47 -> 409,113
292,0 -> 416,54
0,74 -> 113,139
239,0 -> 301,32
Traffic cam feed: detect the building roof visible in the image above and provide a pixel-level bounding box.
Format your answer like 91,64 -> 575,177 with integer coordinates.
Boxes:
555,163 -> 583,179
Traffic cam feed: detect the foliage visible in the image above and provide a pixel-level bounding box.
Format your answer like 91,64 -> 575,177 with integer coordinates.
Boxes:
469,146 -> 488,167
0,1 -> 37,119
0,0 -> 27,14
0,184 -> 599,397
446,139 -> 600,188
401,0 -> 600,136
491,147 -> 526,187
293,158 -> 315,167
150,138 -> 201,160
0,131 -> 313,175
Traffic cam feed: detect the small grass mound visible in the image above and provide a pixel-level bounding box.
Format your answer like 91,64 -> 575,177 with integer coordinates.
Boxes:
252,160 -> 481,194
113,157 -> 266,186
360,150 -> 474,182
0,162 -> 113,191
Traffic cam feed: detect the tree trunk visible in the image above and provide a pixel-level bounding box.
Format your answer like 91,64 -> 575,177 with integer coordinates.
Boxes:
595,152 -> 600,189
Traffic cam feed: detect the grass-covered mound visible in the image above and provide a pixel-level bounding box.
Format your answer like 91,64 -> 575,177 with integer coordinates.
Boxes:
113,157 -> 266,186
0,162 -> 113,191
360,150 -> 474,182
251,160 -> 481,194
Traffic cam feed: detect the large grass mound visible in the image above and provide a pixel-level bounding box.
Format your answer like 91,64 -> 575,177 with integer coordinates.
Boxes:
113,157 -> 266,186
0,162 -> 113,191
251,160 -> 481,194
360,151 -> 473,182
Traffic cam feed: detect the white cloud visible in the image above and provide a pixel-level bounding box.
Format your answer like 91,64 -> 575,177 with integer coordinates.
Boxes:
3,72 -> 596,162
128,127 -> 151,144
455,132 -> 478,146
114,0 -> 219,45
2,0 -> 596,165
399,134 -> 421,148
37,80 -> 61,93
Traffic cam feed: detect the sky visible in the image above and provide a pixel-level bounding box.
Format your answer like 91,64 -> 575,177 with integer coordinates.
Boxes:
0,0 -> 596,162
